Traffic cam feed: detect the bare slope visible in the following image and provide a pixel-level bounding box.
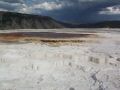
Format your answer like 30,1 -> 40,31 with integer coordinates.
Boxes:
0,11 -> 65,29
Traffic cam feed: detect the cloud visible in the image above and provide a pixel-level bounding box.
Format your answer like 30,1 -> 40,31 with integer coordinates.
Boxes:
0,8 -> 8,12
0,0 -> 120,23
0,1 -> 23,11
0,0 -> 24,3
99,5 -> 120,15
0,0 -> 115,13
18,4 -> 32,14
32,2 -> 64,11
17,1 -> 65,14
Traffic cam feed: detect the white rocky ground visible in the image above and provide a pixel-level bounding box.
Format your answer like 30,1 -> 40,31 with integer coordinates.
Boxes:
0,29 -> 120,90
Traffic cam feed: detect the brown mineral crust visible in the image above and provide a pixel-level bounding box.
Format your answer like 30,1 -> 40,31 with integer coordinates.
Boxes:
0,32 -> 98,43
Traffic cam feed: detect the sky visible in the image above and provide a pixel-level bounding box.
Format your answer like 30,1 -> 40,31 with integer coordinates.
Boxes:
0,0 -> 120,24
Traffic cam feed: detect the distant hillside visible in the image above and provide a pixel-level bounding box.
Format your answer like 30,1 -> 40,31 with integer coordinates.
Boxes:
0,11 -> 120,29
78,21 -> 120,28
0,11 -> 65,29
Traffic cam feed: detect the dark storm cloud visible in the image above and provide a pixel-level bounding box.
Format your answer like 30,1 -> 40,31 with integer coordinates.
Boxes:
0,0 -> 120,23
34,0 -> 120,23
0,0 -> 24,3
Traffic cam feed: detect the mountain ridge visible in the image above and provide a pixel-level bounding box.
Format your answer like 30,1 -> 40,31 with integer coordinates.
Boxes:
0,11 -> 120,29
78,21 -> 120,28
0,11 -> 65,29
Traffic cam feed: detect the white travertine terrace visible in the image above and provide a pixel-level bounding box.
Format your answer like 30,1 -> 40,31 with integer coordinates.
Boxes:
0,29 -> 120,90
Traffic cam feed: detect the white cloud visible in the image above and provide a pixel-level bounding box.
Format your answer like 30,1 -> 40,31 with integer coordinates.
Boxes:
99,5 -> 120,15
32,2 -> 64,11
18,4 -> 32,14
0,8 -> 8,11
17,1 -> 65,14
